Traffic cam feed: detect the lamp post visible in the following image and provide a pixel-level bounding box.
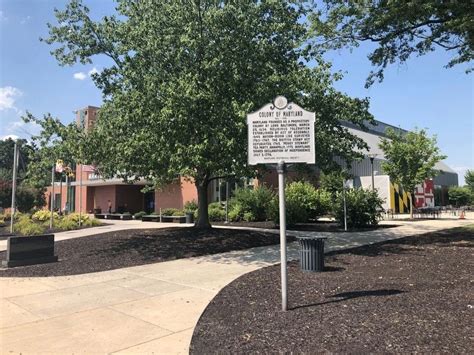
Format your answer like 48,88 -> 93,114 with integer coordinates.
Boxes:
368,153 -> 378,191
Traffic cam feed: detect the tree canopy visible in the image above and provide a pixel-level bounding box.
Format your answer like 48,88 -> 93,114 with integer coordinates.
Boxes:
379,127 -> 446,217
311,0 -> 474,87
41,0 -> 375,227
465,169 -> 474,192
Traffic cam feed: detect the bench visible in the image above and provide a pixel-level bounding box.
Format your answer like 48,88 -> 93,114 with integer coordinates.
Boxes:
142,215 -> 160,222
141,215 -> 187,223
94,213 -> 133,220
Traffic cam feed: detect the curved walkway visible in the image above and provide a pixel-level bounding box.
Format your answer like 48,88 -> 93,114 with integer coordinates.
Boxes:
0,215 -> 472,354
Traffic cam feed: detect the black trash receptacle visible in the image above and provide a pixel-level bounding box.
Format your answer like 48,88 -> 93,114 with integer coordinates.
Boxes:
296,236 -> 327,272
185,212 -> 194,224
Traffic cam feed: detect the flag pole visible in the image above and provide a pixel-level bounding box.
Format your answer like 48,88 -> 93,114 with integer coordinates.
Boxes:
10,141 -> 19,234
50,163 -> 55,229
79,164 -> 83,227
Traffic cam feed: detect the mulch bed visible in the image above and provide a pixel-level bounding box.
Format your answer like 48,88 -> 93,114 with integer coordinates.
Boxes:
213,220 -> 397,232
0,227 -> 288,277
191,226 -> 474,354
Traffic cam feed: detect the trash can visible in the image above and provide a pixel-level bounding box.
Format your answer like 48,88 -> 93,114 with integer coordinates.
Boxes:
296,236 -> 327,272
185,212 -> 194,224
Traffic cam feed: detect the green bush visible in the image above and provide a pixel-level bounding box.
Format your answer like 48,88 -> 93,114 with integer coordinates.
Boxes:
32,210 -> 60,222
161,208 -> 184,216
56,218 -> 78,231
13,215 -> 46,236
134,211 -> 147,219
270,182 -> 332,225
88,218 -> 102,227
208,202 -> 225,222
334,188 -> 384,228
228,186 -> 275,222
184,200 -> 198,212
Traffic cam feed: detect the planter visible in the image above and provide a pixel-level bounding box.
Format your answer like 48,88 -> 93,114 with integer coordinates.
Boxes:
2,234 -> 58,268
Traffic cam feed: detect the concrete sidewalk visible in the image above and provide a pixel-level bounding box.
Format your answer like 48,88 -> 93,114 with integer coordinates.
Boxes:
0,219 -> 193,252
0,216 -> 472,354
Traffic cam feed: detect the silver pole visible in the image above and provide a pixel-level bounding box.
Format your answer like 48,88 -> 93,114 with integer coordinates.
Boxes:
277,161 -> 287,311
225,180 -> 229,223
10,141 -> 19,234
370,157 -> 375,191
79,164 -> 83,226
343,179 -> 347,232
59,174 -> 63,214
50,164 -> 55,229
65,173 -> 69,215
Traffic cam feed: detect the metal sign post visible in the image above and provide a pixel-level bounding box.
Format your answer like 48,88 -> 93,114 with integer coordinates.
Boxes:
277,161 -> 288,311
247,96 -> 316,312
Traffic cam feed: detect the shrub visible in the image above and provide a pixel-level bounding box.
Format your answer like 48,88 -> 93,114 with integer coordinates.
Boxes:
84,218 -> 102,227
184,200 -> 198,212
161,208 -> 184,216
13,215 -> 46,236
134,211 -> 147,219
208,202 -> 225,222
56,218 -> 78,231
32,209 -> 59,222
228,186 -> 275,222
334,188 -> 384,228
270,182 -> 332,225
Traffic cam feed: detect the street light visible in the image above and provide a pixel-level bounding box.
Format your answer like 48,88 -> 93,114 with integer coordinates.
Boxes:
368,153 -> 378,191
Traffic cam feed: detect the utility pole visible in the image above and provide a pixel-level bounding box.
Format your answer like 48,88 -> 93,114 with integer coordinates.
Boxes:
10,141 -> 19,234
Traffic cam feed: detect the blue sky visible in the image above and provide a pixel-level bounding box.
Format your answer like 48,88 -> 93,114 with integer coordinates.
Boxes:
1,1 -> 473,184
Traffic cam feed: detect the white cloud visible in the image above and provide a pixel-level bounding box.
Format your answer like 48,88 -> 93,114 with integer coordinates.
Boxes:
0,86 -> 22,111
20,15 -> 32,25
73,72 -> 87,80
0,11 -> 7,22
2,134 -> 20,141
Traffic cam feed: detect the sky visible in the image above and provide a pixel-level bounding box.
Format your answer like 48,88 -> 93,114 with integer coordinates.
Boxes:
1,1 -> 473,185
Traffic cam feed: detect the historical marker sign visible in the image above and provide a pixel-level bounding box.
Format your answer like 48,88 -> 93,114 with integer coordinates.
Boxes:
247,96 -> 315,165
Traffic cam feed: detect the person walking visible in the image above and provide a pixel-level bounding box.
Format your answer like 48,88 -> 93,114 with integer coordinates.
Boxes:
107,200 -> 112,214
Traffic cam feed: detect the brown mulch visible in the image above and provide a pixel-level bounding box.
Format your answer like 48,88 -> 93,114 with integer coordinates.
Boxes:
213,220 -> 397,232
191,226 -> 474,354
0,227 -> 288,277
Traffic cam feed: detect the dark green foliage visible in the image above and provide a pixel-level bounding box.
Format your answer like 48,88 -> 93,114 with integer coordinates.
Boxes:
208,202 -> 225,222
133,211 -> 147,219
228,186 -> 275,222
311,1 -> 474,87
319,171 -> 350,202
269,181 -> 332,225
465,170 -> 474,192
448,186 -> 472,207
161,208 -> 184,216
334,188 -> 384,228
184,200 -> 198,212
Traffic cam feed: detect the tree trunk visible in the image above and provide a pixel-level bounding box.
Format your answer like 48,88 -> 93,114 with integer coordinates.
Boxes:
195,178 -> 211,229
410,192 -> 414,219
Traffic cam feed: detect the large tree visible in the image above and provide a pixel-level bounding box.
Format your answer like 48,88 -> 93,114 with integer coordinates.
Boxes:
311,0 -> 474,87
42,0 -> 373,228
379,128 -> 446,218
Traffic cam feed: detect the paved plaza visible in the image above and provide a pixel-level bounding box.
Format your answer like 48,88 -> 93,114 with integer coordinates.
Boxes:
0,214 -> 472,354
